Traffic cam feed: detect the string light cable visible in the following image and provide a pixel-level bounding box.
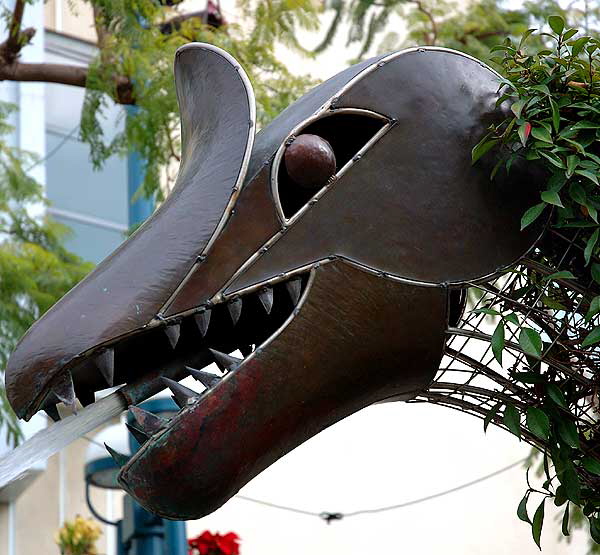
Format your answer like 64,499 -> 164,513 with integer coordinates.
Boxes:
234,457 -> 527,524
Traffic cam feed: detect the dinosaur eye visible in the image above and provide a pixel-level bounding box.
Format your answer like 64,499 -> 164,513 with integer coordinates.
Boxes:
275,110 -> 389,219
284,134 -> 337,190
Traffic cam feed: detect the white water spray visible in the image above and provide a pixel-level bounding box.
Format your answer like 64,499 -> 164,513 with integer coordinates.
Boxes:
0,392 -> 127,489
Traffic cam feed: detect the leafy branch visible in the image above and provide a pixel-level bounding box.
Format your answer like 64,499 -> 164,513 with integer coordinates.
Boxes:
471,17 -> 600,549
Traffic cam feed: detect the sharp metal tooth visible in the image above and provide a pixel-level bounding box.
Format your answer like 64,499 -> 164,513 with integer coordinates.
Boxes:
161,377 -> 199,409
194,309 -> 211,337
43,405 -> 61,422
126,423 -> 150,446
208,348 -> 242,372
286,278 -> 302,305
228,298 -> 242,325
258,287 -> 274,314
104,443 -> 130,467
95,348 -> 114,387
53,372 -> 76,412
239,344 -> 253,357
164,324 -> 181,348
186,366 -> 222,389
129,405 -> 166,435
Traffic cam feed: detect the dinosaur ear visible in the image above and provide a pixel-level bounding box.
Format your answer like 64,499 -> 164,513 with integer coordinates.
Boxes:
173,42 -> 255,206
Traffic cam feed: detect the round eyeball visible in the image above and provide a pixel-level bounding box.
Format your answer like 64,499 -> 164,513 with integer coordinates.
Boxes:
284,134 -> 337,190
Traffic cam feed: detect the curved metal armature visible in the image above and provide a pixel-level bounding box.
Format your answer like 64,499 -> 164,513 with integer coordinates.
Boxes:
420,227 -> 600,465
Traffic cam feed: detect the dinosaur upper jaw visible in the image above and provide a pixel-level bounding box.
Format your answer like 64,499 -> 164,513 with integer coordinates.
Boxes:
4,262 -> 314,421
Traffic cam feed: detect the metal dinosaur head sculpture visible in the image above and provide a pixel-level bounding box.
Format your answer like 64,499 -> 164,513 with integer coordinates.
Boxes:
5,44 -> 545,519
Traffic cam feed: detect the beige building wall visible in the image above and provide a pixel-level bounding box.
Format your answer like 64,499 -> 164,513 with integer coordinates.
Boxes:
44,0 -> 96,42
0,421 -> 124,555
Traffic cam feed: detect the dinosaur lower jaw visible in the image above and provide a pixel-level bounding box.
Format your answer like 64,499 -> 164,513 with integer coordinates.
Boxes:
118,260 -> 448,520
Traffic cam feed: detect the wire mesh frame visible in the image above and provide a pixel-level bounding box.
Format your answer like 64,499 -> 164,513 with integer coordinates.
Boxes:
411,228 -> 600,472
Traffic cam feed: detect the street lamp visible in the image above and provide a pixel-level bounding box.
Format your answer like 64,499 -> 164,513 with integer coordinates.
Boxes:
84,394 -> 187,555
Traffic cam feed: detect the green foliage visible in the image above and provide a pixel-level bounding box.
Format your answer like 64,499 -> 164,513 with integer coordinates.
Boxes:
80,0 -> 320,201
0,103 -> 92,445
473,18 -> 600,551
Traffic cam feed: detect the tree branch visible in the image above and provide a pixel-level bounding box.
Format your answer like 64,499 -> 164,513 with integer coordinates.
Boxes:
5,0 -> 26,60
411,0 -> 438,45
159,6 -> 224,34
0,61 -> 135,104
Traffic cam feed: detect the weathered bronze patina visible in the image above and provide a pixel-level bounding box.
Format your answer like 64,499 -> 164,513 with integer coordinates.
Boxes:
5,44 -> 544,519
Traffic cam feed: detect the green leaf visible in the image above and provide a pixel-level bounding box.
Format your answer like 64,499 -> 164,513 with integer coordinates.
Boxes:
561,503 -> 570,537
519,328 -> 542,358
575,169 -> 599,185
546,383 -> 566,407
532,126 -> 553,143
541,295 -> 566,310
539,151 -> 565,169
582,456 -> 600,475
582,325 -> 600,347
472,137 -> 499,164
527,407 -> 550,439
571,120 -> 600,130
558,419 -> 580,449
512,371 -> 544,384
548,15 -> 565,34
504,312 -> 520,326
566,155 -> 578,177
592,263 -> 600,284
471,308 -> 501,316
590,516 -> 600,544
518,122 -> 532,146
517,491 -> 531,524
503,403 -> 521,439
569,182 -> 586,204
492,321 -> 505,364
542,270 -> 576,281
484,401 -> 503,432
511,99 -> 526,118
540,190 -> 563,207
521,203 -> 546,230
585,296 -> 600,322
572,36 -> 589,56
519,28 -> 537,49
559,462 -> 581,503
584,229 -> 599,265
550,98 -> 560,133
532,498 -> 545,549
564,138 -> 586,154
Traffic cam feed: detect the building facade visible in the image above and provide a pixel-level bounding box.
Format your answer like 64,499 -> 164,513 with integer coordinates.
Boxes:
0,1 -> 146,554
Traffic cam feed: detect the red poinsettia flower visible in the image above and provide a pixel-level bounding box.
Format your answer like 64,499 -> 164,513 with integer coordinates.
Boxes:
188,531 -> 240,555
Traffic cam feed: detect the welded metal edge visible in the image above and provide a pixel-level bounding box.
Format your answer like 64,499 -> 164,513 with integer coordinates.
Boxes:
270,107 -> 392,225
115,47 -> 544,323
217,46 -> 548,294
156,43 -> 257,318
323,46 -> 503,112
119,267 -> 318,470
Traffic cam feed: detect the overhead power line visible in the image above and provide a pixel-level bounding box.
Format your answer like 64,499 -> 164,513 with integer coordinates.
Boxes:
235,458 -> 527,524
